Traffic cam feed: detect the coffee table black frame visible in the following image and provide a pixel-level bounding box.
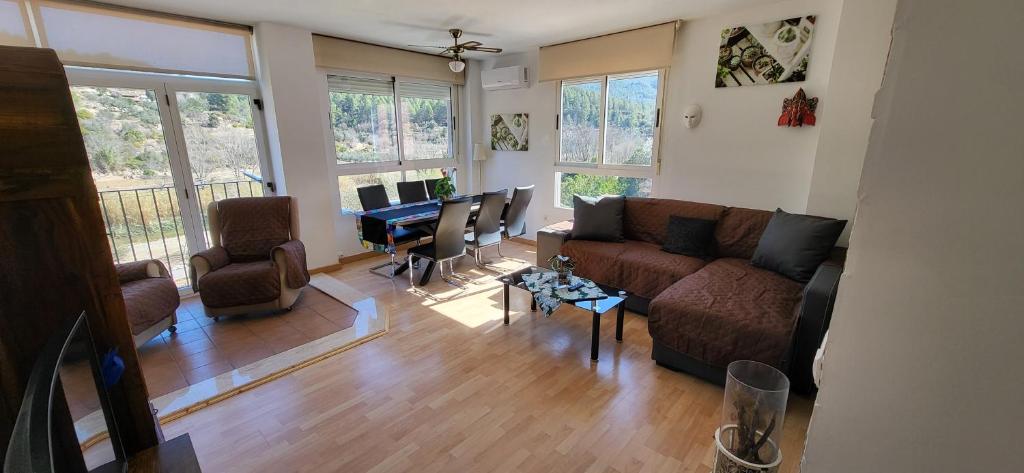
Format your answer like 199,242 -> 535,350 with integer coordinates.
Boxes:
497,266 -> 626,361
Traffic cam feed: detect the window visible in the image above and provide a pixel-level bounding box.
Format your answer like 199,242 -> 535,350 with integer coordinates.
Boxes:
328,76 -> 398,164
605,73 -> 659,166
337,168 -> 448,212
556,70 -> 662,208
559,79 -> 602,164
556,172 -> 652,208
338,171 -> 401,212
328,73 -> 457,213
399,82 -> 452,160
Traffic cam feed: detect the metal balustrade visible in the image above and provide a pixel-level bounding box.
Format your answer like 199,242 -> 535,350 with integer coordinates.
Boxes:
97,180 -> 264,289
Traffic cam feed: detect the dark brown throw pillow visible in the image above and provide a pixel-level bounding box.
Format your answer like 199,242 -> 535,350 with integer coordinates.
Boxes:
752,209 -> 847,282
662,216 -> 717,259
570,195 -> 625,242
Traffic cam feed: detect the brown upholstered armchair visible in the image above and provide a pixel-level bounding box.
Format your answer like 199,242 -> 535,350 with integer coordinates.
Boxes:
189,196 -> 310,319
116,259 -> 180,347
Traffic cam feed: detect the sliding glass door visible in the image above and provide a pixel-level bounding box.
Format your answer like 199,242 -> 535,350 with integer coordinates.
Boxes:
168,89 -> 268,246
68,68 -> 271,289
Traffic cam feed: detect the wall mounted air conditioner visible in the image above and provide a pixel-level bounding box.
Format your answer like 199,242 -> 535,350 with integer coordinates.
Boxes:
481,65 -> 528,91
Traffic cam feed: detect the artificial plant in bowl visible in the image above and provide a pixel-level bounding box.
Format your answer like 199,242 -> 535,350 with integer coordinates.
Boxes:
547,255 -> 576,285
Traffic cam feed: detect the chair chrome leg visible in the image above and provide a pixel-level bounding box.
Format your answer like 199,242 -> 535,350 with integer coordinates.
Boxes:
495,241 -> 505,258
369,253 -> 398,278
473,246 -> 484,267
440,259 -> 469,288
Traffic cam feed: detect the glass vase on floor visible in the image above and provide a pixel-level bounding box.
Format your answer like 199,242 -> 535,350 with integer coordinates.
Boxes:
713,360 -> 789,473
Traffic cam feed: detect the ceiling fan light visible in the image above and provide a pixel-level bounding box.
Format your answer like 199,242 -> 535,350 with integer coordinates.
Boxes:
449,58 -> 466,73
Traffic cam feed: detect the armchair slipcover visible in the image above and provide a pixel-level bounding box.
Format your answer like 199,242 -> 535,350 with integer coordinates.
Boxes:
190,196 -> 309,318
116,259 -> 179,347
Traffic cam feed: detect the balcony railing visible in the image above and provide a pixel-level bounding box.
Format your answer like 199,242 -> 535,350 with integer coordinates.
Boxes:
97,179 -> 264,288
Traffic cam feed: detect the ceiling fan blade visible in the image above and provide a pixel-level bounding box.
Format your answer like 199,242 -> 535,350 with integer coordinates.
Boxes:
458,40 -> 483,48
407,44 -> 450,49
465,46 -> 503,53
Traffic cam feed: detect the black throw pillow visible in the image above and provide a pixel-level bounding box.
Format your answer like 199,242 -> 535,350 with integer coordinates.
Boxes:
751,209 -> 847,282
662,216 -> 717,259
570,195 -> 625,242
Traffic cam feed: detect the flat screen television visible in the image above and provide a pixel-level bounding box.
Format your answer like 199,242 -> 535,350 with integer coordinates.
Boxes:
4,312 -> 127,473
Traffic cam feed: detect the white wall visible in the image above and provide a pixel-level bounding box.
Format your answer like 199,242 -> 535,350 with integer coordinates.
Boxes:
658,0 -> 841,211
253,22 -> 337,268
480,51 -> 565,235
805,0 -> 898,244
478,0 -> 897,241
800,0 -> 1024,471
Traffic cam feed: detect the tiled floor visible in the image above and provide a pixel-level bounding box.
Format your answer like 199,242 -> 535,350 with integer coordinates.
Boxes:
135,287 -> 359,400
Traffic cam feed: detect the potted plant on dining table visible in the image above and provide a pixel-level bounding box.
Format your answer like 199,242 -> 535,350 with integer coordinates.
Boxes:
434,167 -> 457,201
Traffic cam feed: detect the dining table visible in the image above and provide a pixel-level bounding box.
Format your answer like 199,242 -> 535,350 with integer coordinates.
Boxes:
354,194 -> 492,285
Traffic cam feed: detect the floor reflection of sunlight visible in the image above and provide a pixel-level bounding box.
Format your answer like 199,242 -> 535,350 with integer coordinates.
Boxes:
426,286 -> 505,328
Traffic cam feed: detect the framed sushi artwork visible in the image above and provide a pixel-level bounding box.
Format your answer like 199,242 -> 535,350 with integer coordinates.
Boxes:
491,113 -> 529,151
716,16 -> 816,88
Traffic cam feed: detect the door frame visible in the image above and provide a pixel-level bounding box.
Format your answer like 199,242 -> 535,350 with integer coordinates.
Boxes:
65,66 -> 273,254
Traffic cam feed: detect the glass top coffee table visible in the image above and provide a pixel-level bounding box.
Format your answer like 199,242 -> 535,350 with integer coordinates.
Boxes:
497,266 -> 627,361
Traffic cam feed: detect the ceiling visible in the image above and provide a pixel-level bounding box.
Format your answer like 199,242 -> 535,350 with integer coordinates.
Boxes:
103,0 -> 780,57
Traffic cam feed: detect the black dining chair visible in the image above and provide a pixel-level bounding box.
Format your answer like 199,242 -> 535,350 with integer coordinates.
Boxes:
501,185 -> 534,238
466,190 -> 508,266
357,184 -> 391,211
424,178 -> 441,200
407,197 -> 473,287
397,180 -> 429,204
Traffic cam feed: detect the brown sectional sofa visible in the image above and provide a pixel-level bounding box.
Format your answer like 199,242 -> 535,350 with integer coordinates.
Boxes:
537,197 -> 843,393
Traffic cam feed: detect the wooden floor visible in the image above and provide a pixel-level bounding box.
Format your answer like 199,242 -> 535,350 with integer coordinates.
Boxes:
136,289 -> 359,400
161,241 -> 812,472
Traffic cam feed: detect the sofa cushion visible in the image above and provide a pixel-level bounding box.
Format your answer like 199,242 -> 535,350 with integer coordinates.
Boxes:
560,239 -> 627,289
714,207 -> 773,259
122,277 -> 180,335
624,197 -> 725,246
648,258 -> 805,368
662,216 -> 718,259
570,195 -> 625,242
752,209 -> 848,282
197,261 -> 281,309
618,241 -> 707,299
218,197 -> 292,261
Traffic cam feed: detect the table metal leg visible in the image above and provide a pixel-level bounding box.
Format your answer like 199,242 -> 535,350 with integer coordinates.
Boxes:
419,261 -> 435,286
393,259 -> 410,275
616,302 -> 625,343
591,311 -> 600,361
503,283 -> 510,325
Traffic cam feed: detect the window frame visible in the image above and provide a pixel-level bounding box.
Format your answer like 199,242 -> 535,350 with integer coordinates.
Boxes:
554,69 -> 666,208
324,69 -> 460,214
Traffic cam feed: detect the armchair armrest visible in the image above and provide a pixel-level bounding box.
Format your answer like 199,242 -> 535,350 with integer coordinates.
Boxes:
115,259 -> 168,284
189,247 -> 230,292
790,261 -> 844,394
536,220 -> 574,267
272,240 -> 310,289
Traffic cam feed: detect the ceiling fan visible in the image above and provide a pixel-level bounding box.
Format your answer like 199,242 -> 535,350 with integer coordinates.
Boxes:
408,28 -> 503,73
